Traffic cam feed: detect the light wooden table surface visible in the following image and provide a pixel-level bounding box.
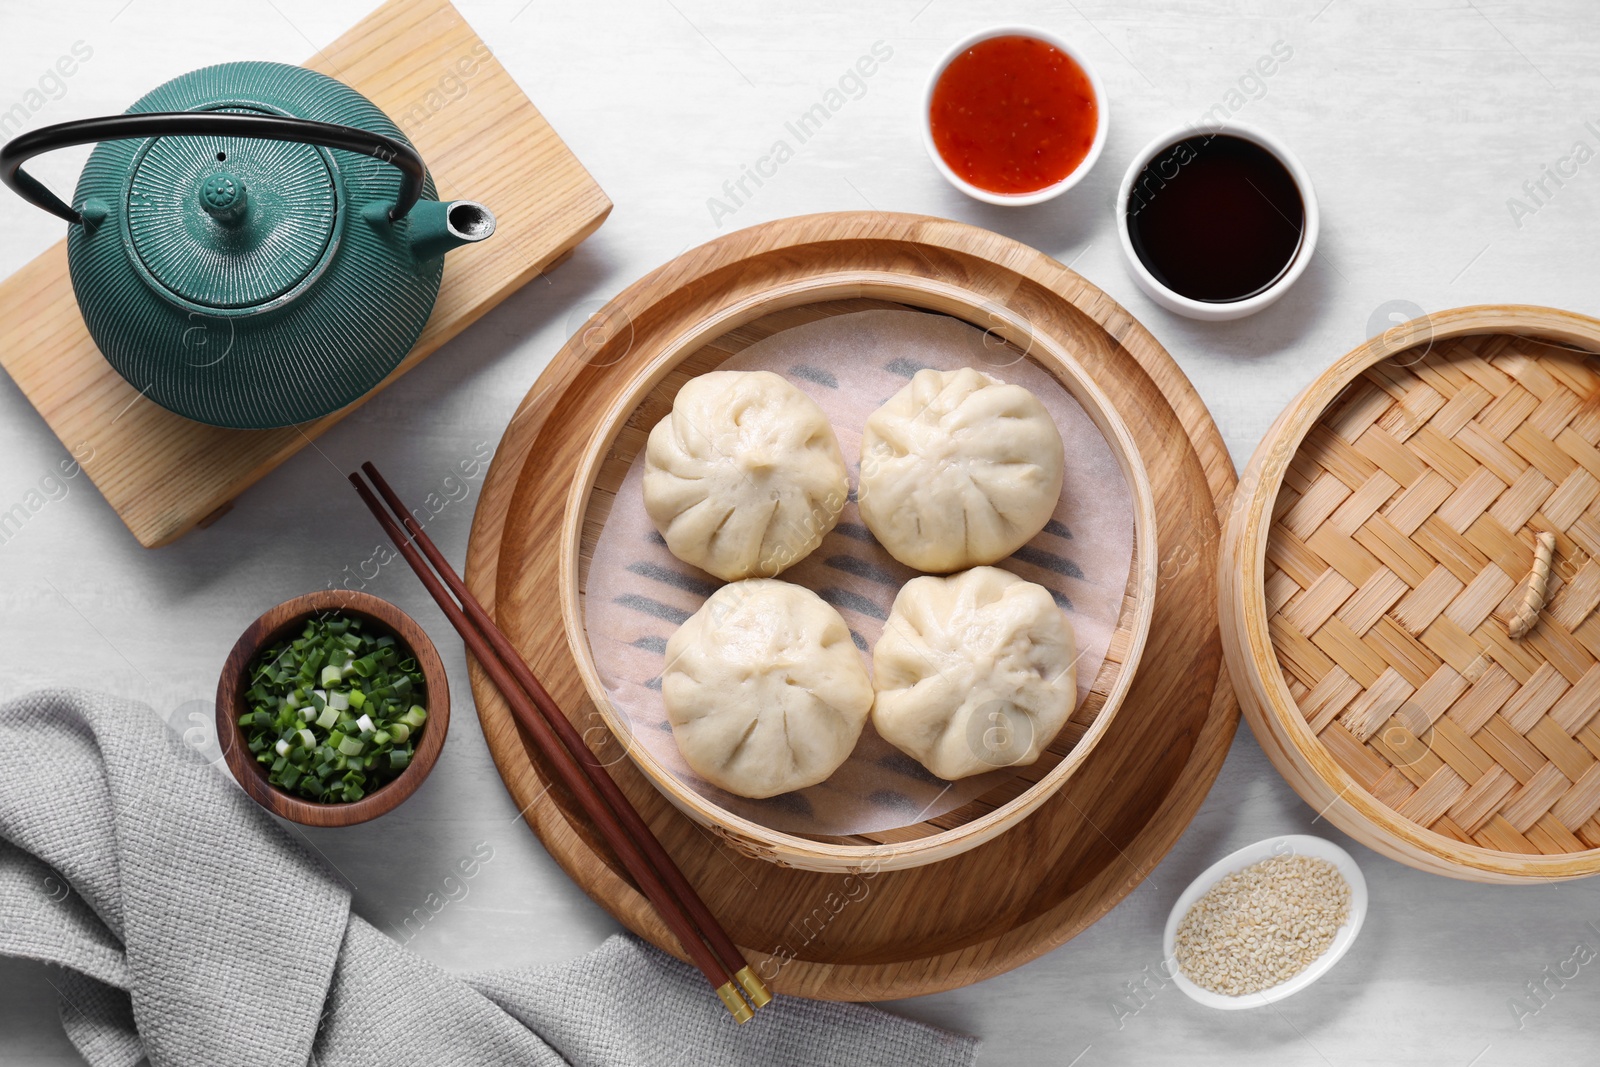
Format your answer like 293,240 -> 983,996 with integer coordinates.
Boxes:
3,2 -> 1599,1063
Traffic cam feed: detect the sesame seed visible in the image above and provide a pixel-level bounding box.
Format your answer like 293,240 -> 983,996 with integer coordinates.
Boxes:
1174,853 -> 1351,997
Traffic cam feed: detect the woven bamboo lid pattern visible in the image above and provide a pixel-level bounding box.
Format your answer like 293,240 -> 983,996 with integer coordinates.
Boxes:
1224,306 -> 1600,881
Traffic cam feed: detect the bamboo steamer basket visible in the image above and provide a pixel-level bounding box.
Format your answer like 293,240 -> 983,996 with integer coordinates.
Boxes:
560,272 -> 1158,873
1222,305 -> 1600,883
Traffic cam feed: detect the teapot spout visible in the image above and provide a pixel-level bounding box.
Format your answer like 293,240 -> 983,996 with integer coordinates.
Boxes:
406,199 -> 496,261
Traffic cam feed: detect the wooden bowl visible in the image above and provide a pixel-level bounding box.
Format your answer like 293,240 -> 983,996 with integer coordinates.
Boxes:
216,590 -> 450,827
560,271 -> 1158,872
1222,305 -> 1600,882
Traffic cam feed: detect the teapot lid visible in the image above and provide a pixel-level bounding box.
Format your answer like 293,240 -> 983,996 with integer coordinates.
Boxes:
127,110 -> 338,309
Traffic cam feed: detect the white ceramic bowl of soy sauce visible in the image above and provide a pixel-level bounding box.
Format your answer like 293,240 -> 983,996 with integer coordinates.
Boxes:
1117,120 -> 1319,321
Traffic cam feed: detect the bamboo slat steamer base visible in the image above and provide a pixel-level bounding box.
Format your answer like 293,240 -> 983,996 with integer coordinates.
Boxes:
466,213 -> 1240,998
1223,306 -> 1600,883
576,309 -> 1144,851
564,288 -> 1158,872
0,0 -> 610,548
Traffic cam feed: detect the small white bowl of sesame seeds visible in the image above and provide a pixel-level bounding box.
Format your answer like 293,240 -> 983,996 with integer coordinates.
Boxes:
1162,834 -> 1367,1010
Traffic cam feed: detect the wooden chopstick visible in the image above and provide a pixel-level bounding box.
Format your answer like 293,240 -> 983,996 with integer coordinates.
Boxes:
346,469 -> 749,1020
348,464 -> 770,1022
357,462 -> 770,1010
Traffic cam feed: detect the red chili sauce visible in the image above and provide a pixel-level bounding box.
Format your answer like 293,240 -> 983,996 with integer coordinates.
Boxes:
929,35 -> 1098,195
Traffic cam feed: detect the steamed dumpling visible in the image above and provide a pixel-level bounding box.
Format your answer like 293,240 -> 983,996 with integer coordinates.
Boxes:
663,579 -> 873,798
872,566 -> 1076,780
857,367 -> 1064,572
643,370 -> 848,581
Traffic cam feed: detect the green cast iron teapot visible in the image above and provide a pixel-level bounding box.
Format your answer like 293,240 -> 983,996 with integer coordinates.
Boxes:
0,61 -> 495,429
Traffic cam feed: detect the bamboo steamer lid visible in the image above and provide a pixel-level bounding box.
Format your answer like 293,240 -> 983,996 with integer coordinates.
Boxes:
1222,306 -> 1600,883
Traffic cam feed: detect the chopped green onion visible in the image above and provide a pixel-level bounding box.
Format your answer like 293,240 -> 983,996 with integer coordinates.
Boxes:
241,613 -> 427,804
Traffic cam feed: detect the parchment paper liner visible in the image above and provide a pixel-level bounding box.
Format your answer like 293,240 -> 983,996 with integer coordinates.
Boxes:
581,309 -> 1135,835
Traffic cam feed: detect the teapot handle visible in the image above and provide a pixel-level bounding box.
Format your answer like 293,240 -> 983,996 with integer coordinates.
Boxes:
0,111 -> 427,225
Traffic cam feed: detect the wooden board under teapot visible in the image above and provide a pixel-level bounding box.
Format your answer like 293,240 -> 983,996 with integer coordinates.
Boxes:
0,0 -> 610,548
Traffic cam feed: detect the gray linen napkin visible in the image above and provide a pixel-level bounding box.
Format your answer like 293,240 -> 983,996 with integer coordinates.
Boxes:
0,689 -> 979,1067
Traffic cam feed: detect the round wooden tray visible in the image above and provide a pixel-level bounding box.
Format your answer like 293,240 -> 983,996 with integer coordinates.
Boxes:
1222,305 -> 1600,883
561,273 -> 1159,873
466,212 -> 1239,998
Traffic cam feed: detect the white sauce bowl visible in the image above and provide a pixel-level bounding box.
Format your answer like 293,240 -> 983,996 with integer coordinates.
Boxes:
1116,120 -> 1319,320
921,25 -> 1109,206
1162,833 -> 1368,1010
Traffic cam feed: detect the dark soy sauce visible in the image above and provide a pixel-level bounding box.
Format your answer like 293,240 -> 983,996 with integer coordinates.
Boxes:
1126,134 -> 1305,303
